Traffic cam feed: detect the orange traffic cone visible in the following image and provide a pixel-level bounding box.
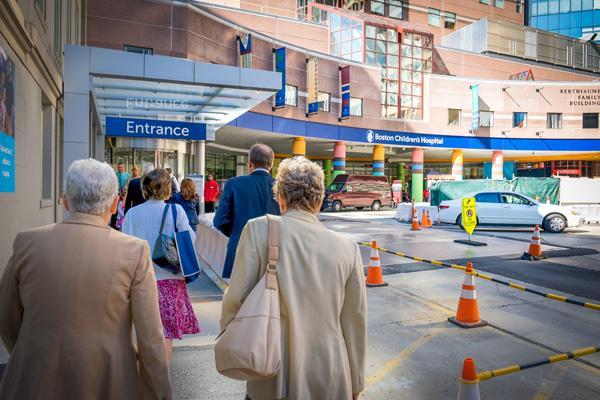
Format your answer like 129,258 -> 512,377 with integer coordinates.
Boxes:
522,225 -> 544,260
421,209 -> 430,228
426,209 -> 433,227
411,206 -> 421,230
366,241 -> 388,287
448,262 -> 487,328
458,358 -> 481,400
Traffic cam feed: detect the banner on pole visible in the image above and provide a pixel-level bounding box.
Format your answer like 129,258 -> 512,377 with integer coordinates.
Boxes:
274,48 -> 286,109
239,34 -> 252,68
470,84 -> 479,133
307,58 -> 319,115
340,66 -> 350,120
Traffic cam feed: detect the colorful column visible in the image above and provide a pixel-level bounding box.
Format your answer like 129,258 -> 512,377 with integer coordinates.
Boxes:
411,148 -> 424,203
372,145 -> 385,176
451,149 -> 464,181
292,137 -> 306,157
333,141 -> 346,179
492,150 -> 503,180
323,159 -> 333,186
397,163 -> 405,184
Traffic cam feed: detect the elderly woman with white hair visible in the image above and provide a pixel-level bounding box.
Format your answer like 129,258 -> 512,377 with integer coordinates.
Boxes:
221,157 -> 367,400
0,158 -> 171,400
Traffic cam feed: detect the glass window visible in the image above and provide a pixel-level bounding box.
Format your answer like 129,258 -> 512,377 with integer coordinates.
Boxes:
444,12 -> 456,29
547,113 -> 563,129
317,92 -> 330,112
480,111 -> 494,127
571,0 -> 581,11
366,38 -> 376,51
330,13 -> 341,30
390,2 -> 403,19
560,0 -> 571,11
331,30 -> 342,43
583,0 -> 594,9
387,29 -> 398,42
342,17 -> 352,29
501,193 -> 531,205
475,193 -> 500,203
494,0 -> 504,8
517,0 -> 524,12
448,109 -> 461,125
371,0 -> 385,14
428,8 -> 441,26
366,24 -> 376,38
531,1 -> 538,15
539,0 -> 549,13
352,25 -> 362,39
285,85 -> 298,106
480,0 -> 490,4
513,112 -> 527,128
124,45 -> 153,55
583,113 -> 599,128
350,98 -> 363,116
366,51 -> 376,64
388,42 -> 399,54
352,38 -> 363,53
42,99 -> 54,200
387,54 -> 399,66
550,0 -> 560,12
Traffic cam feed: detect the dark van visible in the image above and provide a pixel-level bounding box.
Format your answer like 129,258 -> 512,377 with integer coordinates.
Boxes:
323,174 -> 393,212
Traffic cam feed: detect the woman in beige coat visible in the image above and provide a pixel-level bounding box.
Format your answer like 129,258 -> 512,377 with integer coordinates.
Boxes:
220,157 -> 367,400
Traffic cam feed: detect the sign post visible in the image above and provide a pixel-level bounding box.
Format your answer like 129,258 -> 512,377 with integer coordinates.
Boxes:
454,197 -> 487,246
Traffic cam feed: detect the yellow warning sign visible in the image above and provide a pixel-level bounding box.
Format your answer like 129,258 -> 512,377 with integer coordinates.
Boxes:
462,197 -> 477,235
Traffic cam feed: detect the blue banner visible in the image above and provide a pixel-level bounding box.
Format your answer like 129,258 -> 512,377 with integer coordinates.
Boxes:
471,84 -> 479,133
341,91 -> 350,120
0,46 -> 15,193
274,48 -> 286,108
308,102 -> 319,114
340,66 -> 350,120
0,133 -> 15,193
105,117 -> 207,140
239,34 -> 252,55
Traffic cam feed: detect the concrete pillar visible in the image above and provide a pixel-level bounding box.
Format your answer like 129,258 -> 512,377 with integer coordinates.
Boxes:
194,140 -> 206,212
411,148 -> 424,203
451,149 -> 464,181
333,141 -> 346,179
292,137 -> 306,157
323,159 -> 333,186
492,150 -> 503,180
372,145 -> 385,176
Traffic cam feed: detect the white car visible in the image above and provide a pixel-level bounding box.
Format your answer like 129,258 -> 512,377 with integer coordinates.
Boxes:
438,191 -> 582,233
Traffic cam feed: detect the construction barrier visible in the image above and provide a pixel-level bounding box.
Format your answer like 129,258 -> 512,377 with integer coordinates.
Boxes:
357,242 -> 600,312
476,344 -> 600,382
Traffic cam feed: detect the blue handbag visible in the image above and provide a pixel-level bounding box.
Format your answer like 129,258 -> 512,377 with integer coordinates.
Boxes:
172,205 -> 201,283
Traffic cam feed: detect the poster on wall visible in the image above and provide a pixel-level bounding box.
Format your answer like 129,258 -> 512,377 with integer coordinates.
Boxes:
0,45 -> 15,193
306,57 -> 319,115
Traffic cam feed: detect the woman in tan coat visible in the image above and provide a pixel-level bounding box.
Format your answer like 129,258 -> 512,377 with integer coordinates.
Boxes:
220,157 -> 367,399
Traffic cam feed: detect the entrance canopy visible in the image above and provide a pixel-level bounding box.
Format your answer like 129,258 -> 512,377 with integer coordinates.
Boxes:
64,45 -> 281,168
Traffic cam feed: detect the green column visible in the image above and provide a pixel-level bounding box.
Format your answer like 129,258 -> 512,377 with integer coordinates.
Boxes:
324,159 -> 333,187
397,163 -> 406,185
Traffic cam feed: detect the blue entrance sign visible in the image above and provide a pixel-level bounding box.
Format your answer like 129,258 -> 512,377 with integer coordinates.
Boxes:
105,117 -> 207,140
471,84 -> 479,133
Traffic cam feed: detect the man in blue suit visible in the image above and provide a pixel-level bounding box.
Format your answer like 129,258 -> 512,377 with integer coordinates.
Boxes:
214,143 -> 280,279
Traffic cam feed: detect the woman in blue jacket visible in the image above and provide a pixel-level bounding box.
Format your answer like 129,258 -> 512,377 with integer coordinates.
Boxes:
168,178 -> 200,231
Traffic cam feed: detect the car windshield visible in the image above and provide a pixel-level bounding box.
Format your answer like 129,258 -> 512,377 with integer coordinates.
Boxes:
328,183 -> 345,192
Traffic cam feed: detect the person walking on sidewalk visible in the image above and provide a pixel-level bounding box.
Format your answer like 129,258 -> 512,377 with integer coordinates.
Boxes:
214,143 -> 280,279
221,157 -> 367,400
0,159 -> 171,400
125,162 -> 153,214
115,161 -> 130,191
168,178 -> 200,232
203,172 -> 219,213
122,169 -> 200,365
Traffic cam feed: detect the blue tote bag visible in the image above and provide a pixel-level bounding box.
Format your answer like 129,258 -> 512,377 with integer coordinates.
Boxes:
171,205 -> 202,283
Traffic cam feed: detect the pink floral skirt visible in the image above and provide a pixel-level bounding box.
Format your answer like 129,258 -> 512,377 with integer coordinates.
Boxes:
156,279 -> 200,339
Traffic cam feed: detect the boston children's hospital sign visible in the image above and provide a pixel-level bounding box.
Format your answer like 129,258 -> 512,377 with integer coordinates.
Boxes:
365,129 -> 444,146
105,117 -> 207,140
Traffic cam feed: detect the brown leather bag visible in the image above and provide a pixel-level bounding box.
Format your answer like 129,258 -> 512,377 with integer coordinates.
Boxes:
215,215 -> 282,381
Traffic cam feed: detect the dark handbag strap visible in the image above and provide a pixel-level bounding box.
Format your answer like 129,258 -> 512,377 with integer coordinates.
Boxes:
171,204 -> 179,232
159,204 -> 170,234
265,214 -> 280,290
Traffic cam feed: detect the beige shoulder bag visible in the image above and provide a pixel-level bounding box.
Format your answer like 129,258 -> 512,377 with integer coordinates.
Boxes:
215,215 -> 282,381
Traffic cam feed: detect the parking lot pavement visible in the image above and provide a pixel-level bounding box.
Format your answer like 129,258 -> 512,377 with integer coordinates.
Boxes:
170,211 -> 600,399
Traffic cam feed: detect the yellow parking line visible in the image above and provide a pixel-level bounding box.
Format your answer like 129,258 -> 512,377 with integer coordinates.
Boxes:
366,334 -> 436,387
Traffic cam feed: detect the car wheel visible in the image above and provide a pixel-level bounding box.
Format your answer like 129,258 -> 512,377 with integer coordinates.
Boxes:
371,201 -> 381,211
332,200 -> 343,212
356,206 -> 364,210
456,214 -> 464,229
544,214 -> 566,233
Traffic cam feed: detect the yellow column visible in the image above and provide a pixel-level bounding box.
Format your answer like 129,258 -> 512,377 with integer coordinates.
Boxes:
451,149 -> 464,181
292,137 -> 306,157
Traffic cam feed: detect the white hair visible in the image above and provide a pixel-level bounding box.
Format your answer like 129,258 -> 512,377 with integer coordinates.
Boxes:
142,162 -> 155,176
65,158 -> 118,216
